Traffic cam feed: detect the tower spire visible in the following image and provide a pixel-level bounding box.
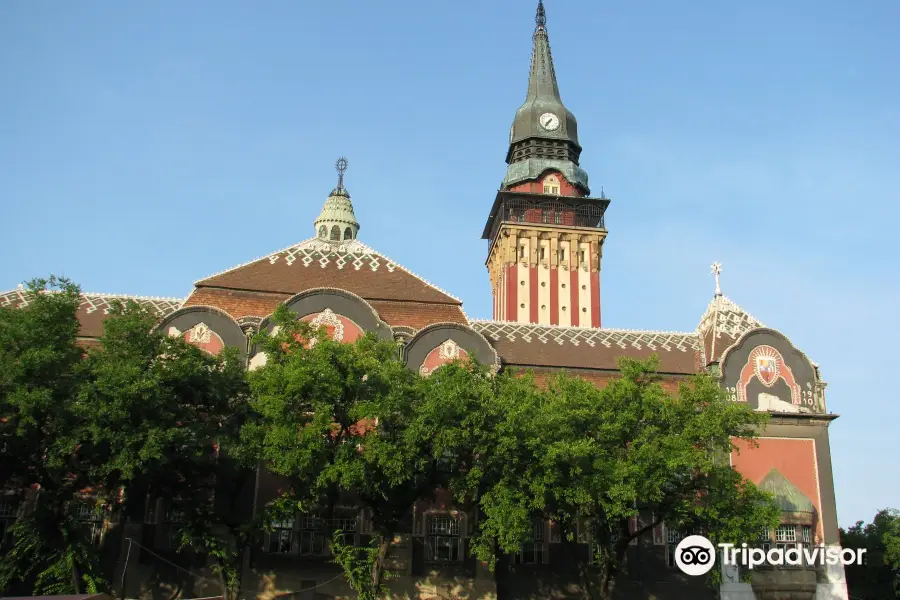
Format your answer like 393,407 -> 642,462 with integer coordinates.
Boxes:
503,0 -> 588,193
536,0 -> 546,31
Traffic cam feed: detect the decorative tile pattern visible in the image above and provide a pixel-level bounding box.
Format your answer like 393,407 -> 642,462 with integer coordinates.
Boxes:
470,320 -> 700,353
0,289 -> 183,318
697,295 -> 764,341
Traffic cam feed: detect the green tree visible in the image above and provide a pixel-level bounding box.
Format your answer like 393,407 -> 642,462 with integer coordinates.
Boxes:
75,300 -> 250,600
432,356 -> 780,600
243,305 -> 437,596
1,277 -> 250,597
842,508 -> 900,599
0,277 -> 108,594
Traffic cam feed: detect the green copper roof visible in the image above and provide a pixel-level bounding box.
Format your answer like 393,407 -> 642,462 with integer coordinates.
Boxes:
503,158 -> 590,193
758,469 -> 816,514
314,157 -> 359,242
509,1 -> 580,150
314,187 -> 359,241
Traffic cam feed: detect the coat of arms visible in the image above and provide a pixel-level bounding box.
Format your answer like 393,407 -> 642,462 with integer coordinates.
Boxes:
751,346 -> 780,387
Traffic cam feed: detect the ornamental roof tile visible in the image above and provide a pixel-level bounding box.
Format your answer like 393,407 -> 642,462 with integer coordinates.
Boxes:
195,238 -> 461,305
469,320 -> 702,374
0,288 -> 184,338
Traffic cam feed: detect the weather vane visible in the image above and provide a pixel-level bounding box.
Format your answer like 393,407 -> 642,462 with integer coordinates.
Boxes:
335,156 -> 348,192
536,0 -> 546,30
711,262 -> 722,297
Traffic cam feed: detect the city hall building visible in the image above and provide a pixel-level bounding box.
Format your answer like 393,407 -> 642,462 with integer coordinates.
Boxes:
0,3 -> 848,600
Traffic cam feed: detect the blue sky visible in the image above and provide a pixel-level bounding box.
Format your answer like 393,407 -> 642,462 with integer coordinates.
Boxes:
1,1 -> 897,527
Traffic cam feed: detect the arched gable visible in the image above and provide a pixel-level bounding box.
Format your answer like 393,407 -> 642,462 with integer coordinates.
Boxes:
249,289 -> 395,370
156,305 -> 247,361
719,327 -> 821,414
404,323 -> 500,375
278,288 -> 393,342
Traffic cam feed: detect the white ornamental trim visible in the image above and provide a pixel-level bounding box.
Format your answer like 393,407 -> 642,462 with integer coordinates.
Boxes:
194,237 -> 462,304
309,308 -> 344,342
188,322 -> 213,344
469,320 -> 700,353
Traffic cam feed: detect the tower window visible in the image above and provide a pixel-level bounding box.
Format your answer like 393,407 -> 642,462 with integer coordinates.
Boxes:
543,174 -> 561,195
330,225 -> 340,241
344,227 -> 353,240
520,245 -> 527,259
318,226 -> 327,239
579,250 -> 586,263
539,247 -> 546,261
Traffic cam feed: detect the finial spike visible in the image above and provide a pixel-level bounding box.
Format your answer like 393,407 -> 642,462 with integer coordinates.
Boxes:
710,262 -> 723,297
335,156 -> 348,192
536,0 -> 546,30
600,187 -> 606,199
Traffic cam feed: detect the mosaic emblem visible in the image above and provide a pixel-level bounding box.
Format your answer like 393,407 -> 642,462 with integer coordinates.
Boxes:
308,308 -> 345,344
438,339 -> 462,360
751,346 -> 781,387
736,344 -> 802,406
188,322 -> 212,344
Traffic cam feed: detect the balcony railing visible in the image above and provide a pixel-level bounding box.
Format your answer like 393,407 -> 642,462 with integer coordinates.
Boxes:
489,198 -> 606,243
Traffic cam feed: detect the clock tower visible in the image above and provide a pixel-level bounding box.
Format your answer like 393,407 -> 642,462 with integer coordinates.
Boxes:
483,0 -> 609,327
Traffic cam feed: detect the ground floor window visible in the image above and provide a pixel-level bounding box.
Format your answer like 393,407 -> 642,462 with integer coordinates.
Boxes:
299,515 -> 327,555
666,528 -> 683,567
426,514 -> 461,562
514,520 -> 545,565
0,498 -> 18,549
163,506 -> 186,550
73,500 -> 103,547
268,518 -> 294,554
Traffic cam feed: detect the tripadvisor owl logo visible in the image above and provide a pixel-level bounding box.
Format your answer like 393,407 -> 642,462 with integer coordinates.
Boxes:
674,535 -> 717,576
674,534 -> 867,576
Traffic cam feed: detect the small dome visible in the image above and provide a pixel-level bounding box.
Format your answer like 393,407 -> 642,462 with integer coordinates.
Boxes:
314,159 -> 360,242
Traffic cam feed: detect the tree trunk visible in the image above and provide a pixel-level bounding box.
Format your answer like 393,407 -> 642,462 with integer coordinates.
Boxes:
371,533 -> 392,590
72,561 -> 81,594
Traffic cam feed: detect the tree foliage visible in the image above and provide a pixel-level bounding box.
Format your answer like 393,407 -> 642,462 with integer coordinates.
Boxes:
243,304 -> 438,592
0,277 -> 248,597
842,508 -> 900,599
426,357 -> 780,599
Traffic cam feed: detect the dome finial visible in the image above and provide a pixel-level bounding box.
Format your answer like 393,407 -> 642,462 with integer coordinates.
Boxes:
335,156 -> 348,193
536,0 -> 546,30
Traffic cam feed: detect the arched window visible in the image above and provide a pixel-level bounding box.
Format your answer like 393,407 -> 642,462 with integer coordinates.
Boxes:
330,225 -> 340,241
318,225 -> 327,239
344,227 -> 353,240
543,174 -> 561,195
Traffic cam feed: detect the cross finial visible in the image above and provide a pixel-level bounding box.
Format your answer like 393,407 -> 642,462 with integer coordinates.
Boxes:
536,0 -> 546,30
335,156 -> 348,192
711,262 -> 723,297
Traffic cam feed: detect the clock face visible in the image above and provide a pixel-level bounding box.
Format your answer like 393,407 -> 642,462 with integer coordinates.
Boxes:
539,112 -> 560,131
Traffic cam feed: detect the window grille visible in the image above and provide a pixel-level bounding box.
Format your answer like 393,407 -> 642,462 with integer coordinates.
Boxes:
426,515 -> 461,562
268,518 -> 294,554
514,520 -> 545,565
801,526 -> 812,545
666,528 -> 682,567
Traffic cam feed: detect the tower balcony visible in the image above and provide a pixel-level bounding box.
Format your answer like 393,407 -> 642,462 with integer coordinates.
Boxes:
482,191 -> 609,247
